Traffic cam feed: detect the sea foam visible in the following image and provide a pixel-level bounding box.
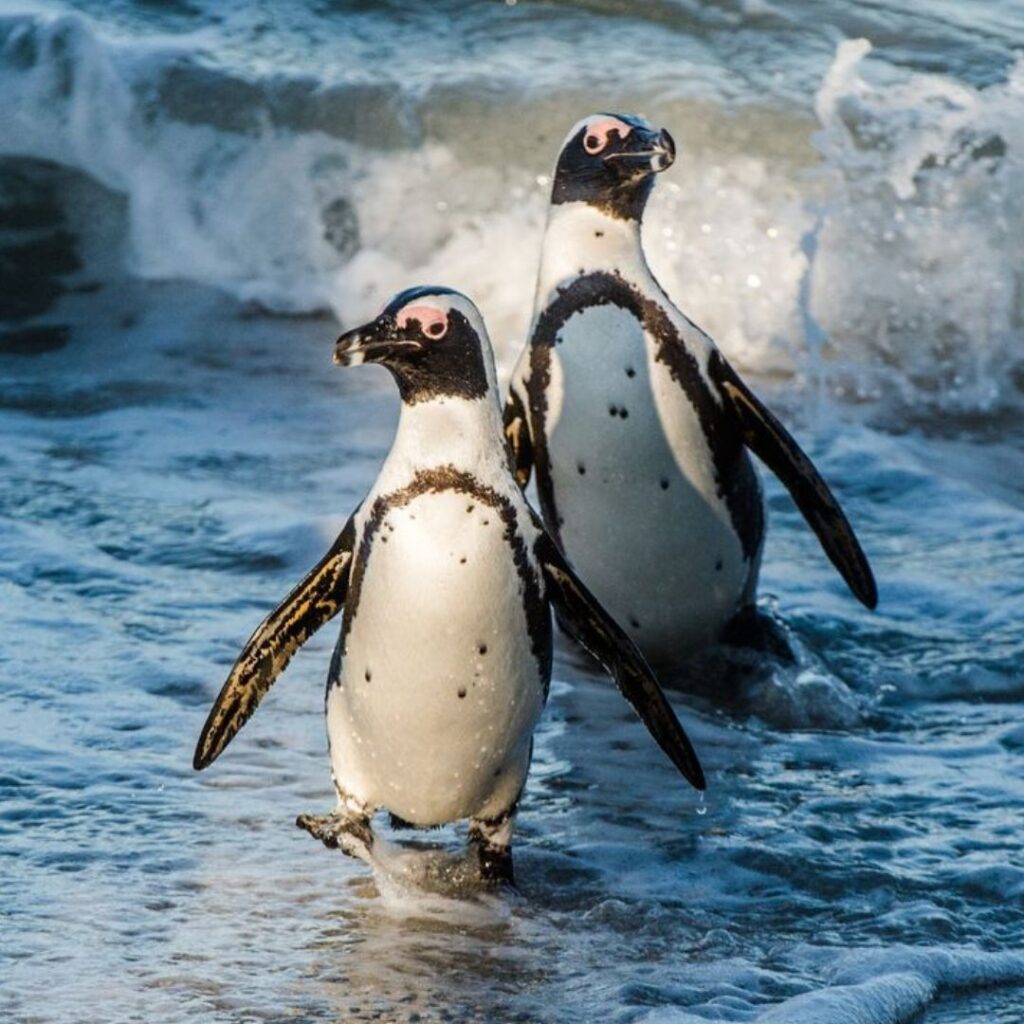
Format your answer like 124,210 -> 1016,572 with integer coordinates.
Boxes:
2,13 -> 1021,411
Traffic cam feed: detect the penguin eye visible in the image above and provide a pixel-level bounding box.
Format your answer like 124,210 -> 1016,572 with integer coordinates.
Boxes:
424,319 -> 447,340
584,133 -> 605,155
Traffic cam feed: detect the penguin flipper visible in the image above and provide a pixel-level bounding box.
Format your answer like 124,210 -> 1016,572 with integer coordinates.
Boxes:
502,385 -> 533,489
710,352 -> 878,611
536,533 -> 705,791
193,516 -> 357,771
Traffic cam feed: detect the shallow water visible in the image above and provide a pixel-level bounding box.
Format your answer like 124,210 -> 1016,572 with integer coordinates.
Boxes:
2,2 -> 1024,1022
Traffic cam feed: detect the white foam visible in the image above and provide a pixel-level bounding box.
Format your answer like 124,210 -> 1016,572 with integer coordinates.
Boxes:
1,12 -> 1021,412
806,40 -> 1024,410
635,946 -> 1024,1024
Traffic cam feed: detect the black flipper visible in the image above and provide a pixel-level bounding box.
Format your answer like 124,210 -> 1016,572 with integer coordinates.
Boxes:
709,352 -> 878,610
193,516 -> 357,770
503,385 -> 533,489
536,533 -> 706,791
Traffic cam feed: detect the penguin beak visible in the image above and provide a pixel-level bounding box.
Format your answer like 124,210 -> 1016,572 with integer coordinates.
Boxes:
333,317 -> 422,367
604,127 -> 676,175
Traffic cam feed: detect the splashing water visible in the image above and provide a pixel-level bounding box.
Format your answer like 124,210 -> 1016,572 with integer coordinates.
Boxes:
0,5 -> 1021,408
2,3 -> 1024,1023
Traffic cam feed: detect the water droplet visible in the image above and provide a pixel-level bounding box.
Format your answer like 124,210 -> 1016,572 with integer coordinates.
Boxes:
696,792 -> 707,816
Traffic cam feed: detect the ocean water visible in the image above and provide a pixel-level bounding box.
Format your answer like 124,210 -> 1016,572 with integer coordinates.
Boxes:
2,2 -> 1024,1022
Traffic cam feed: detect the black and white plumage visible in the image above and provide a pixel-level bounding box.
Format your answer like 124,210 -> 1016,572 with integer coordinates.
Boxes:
505,114 -> 877,668
193,286 -> 705,884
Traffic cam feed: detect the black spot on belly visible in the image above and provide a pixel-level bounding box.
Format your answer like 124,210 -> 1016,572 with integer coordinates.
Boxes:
660,478 -> 669,490
459,556 -> 467,564
595,231 -> 604,238
577,462 -> 586,475
478,643 -> 488,656
364,668 -> 372,682
716,558 -> 723,572
619,408 -> 629,419
343,466 -> 553,686
522,271 -> 763,559
466,504 -> 474,514
630,616 -> 641,629
626,367 -> 635,378
457,687 -> 467,699
608,404 -> 617,417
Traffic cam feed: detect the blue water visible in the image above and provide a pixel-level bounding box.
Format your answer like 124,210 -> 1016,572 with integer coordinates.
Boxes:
2,3 -> 1024,1022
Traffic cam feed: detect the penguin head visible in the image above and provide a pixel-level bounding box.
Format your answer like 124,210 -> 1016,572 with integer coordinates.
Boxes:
551,113 -> 675,220
334,286 -> 495,405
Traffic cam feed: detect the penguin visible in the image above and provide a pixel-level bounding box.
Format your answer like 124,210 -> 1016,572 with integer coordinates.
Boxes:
504,114 -> 877,669
193,286 -> 705,885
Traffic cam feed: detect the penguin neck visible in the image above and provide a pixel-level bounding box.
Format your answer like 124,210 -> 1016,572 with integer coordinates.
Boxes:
537,201 -> 651,297
382,392 -> 506,485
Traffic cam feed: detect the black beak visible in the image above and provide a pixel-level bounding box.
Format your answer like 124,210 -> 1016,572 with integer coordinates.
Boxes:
604,126 -> 676,174
333,316 -> 421,367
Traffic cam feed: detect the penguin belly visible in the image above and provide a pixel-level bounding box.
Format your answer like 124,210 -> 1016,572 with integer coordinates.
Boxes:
326,490 -> 546,826
543,303 -> 759,664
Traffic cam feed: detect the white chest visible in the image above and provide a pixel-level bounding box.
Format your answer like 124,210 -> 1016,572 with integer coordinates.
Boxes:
544,300 -> 730,522
326,487 -> 547,824
537,297 -> 757,660
512,202 -> 763,660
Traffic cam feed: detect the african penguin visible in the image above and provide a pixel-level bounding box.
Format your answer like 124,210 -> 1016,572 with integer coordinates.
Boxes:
193,286 -> 705,885
505,113 -> 877,669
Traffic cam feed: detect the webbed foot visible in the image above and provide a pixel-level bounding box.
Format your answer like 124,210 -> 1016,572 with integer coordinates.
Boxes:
296,810 -> 374,859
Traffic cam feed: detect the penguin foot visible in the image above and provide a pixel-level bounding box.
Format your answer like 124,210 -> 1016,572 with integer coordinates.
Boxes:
472,839 -> 515,887
296,810 -> 374,859
720,605 -> 795,663
469,810 -> 517,888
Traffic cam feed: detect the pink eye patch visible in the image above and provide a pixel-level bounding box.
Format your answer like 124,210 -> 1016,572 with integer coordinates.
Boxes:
397,305 -> 448,338
584,118 -> 632,153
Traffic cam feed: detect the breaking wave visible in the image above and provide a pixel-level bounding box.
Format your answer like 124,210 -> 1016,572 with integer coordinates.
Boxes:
1,9 -> 1021,408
